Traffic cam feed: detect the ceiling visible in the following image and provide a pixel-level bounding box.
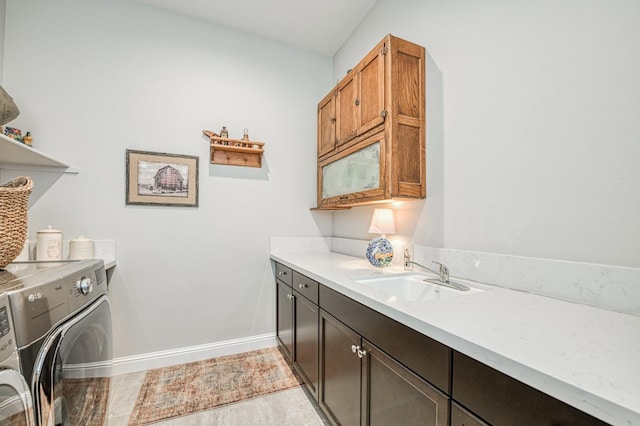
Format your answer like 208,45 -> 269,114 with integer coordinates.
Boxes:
135,0 -> 379,57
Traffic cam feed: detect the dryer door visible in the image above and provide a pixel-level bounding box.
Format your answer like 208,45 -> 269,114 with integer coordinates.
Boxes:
0,368 -> 34,426
33,296 -> 112,426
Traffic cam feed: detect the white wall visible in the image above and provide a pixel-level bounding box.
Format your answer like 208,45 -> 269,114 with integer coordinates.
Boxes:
3,0 -> 332,359
332,0 -> 640,268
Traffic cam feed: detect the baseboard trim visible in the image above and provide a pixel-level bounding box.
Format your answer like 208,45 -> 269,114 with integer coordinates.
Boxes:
112,333 -> 277,376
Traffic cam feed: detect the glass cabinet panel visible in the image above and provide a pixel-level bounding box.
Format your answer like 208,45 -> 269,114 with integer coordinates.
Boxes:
322,142 -> 380,198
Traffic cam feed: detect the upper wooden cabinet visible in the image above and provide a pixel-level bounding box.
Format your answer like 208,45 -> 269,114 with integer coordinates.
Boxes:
316,34 -> 426,209
317,91 -> 336,158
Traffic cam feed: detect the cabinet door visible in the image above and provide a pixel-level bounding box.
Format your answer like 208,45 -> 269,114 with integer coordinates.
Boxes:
293,291 -> 319,400
318,132 -> 386,208
335,72 -> 358,146
319,309 -> 362,426
363,339 -> 449,426
357,42 -> 385,136
318,91 -> 336,158
276,280 -> 294,361
451,402 -> 488,426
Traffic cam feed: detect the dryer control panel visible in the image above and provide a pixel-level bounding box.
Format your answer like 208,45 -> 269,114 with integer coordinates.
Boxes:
0,294 -> 18,363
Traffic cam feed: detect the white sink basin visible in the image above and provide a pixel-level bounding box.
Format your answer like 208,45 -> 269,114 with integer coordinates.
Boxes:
353,274 -> 484,302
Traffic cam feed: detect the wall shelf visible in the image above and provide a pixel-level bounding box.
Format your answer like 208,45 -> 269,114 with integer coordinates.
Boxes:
203,130 -> 265,168
0,133 -> 78,174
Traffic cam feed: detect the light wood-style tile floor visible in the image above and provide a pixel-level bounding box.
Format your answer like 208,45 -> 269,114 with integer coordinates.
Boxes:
107,370 -> 329,425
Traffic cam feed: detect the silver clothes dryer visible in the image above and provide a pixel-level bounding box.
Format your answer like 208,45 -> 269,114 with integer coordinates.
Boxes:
0,292 -> 34,425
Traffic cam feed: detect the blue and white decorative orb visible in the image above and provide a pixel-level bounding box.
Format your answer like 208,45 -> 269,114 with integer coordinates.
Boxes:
366,236 -> 394,268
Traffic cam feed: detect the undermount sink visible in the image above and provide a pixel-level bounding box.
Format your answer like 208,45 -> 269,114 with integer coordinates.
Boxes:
352,274 -> 484,303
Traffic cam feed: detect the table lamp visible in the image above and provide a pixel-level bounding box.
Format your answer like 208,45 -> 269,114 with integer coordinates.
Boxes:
366,208 -> 396,268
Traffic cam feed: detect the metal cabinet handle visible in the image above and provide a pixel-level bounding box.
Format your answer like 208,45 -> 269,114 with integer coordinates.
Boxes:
351,345 -> 367,358
287,293 -> 294,300
278,271 -> 287,276
298,283 -> 308,289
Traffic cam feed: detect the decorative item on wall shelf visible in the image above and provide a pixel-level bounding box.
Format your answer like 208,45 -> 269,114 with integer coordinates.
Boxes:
125,149 -> 199,207
2,126 -> 32,146
0,85 -> 20,125
203,129 -> 265,168
366,208 -> 396,268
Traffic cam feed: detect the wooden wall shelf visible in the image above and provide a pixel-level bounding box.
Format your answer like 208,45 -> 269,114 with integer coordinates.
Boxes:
203,130 -> 265,168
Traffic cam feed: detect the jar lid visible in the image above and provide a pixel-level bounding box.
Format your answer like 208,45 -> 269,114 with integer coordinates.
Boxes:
70,235 -> 93,242
37,225 -> 61,234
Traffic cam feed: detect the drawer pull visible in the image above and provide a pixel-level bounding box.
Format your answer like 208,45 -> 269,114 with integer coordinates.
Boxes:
298,283 -> 308,289
278,271 -> 287,276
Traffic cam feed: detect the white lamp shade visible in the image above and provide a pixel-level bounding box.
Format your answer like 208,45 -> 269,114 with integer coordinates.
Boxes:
368,208 -> 396,235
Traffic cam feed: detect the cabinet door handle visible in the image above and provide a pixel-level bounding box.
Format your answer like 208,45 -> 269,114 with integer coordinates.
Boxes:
278,271 -> 287,276
351,345 -> 367,358
287,293 -> 294,300
298,283 -> 308,289
355,98 -> 360,106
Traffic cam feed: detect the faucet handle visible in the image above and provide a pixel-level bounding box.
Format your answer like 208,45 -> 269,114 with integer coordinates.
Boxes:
403,248 -> 412,270
432,261 -> 449,283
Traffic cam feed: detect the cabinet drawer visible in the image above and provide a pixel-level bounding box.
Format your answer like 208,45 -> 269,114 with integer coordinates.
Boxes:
320,285 -> 451,394
292,271 -> 318,304
452,351 -> 607,426
274,263 -> 292,286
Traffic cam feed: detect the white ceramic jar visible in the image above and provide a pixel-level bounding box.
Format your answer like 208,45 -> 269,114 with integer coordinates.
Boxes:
36,226 -> 63,261
68,235 -> 95,260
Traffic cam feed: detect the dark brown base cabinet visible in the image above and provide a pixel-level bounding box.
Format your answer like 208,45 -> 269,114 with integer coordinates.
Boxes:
276,279 -> 293,360
319,310 -> 362,424
451,351 -> 608,426
275,265 -> 320,401
319,309 -> 449,426
293,288 -> 319,399
451,402 -> 489,426
274,262 -> 609,426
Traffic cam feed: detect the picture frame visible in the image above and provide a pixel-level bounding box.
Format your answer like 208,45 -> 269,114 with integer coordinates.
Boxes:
126,149 -> 199,207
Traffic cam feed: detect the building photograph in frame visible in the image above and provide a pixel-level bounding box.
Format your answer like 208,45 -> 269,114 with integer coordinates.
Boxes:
126,149 -> 199,207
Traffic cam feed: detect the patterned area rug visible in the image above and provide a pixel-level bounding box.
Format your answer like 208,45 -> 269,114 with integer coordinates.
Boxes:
128,347 -> 301,425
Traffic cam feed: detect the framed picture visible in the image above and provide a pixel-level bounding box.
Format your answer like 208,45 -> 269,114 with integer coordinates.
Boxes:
126,150 -> 199,207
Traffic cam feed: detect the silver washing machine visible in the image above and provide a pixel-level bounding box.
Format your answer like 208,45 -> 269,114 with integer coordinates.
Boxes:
0,292 -> 34,425
1,260 -> 112,426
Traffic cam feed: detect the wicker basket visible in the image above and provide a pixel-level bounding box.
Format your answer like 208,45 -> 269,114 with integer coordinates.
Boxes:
0,85 -> 20,125
0,176 -> 33,268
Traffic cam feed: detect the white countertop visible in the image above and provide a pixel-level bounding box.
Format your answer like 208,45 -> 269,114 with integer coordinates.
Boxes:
271,250 -> 640,425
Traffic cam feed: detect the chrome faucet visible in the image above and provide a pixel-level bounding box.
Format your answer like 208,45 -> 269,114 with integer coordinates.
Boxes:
404,248 -> 469,291
404,248 -> 448,280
